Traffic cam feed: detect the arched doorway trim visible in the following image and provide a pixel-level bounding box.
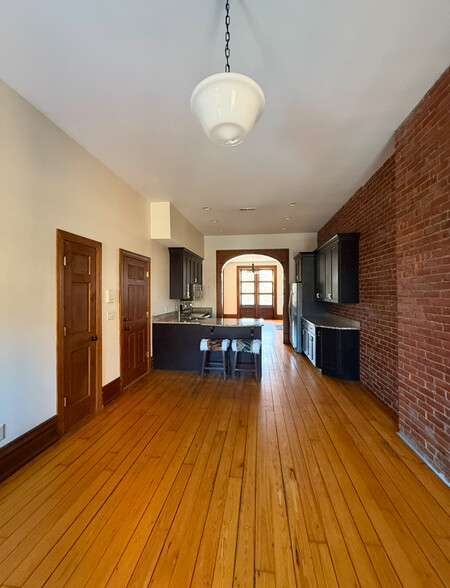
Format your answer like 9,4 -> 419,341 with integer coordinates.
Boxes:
216,248 -> 290,344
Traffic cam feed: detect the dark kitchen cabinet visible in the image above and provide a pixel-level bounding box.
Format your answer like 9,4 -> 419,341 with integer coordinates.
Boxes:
294,253 -> 302,282
316,327 -> 359,380
302,319 -> 317,366
169,247 -> 203,300
315,233 -> 359,303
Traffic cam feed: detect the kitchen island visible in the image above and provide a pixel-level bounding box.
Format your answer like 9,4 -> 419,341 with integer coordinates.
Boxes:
152,314 -> 263,374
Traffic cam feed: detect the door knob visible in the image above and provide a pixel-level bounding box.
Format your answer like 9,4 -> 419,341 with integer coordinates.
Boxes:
91,335 -> 98,341
124,326 -> 131,331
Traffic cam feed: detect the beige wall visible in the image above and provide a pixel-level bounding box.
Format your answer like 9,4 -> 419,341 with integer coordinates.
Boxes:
0,81 -> 173,446
151,202 -> 204,258
0,81 -> 317,450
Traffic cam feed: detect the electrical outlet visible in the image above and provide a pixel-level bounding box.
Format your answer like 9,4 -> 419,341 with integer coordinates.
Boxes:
0,424 -> 5,441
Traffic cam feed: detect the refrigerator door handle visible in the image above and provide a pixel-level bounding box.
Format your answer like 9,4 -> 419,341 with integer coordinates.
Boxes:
288,290 -> 293,323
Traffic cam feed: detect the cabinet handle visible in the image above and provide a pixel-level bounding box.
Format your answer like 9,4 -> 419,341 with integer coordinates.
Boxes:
328,293 -> 332,299
316,293 -> 320,299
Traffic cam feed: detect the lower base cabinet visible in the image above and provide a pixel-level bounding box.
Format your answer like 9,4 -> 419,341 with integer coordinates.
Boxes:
302,320 -> 317,366
316,327 -> 359,380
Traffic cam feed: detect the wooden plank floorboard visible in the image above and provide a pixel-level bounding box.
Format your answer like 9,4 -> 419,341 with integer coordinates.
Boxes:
0,322 -> 448,587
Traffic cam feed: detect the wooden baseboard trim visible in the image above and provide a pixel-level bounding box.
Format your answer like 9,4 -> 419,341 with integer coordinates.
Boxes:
103,377 -> 122,406
276,314 -> 283,320
0,416 -> 59,483
224,314 -> 238,318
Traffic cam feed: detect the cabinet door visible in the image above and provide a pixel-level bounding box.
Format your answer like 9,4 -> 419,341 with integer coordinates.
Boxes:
325,248 -> 333,301
182,255 -> 189,299
330,243 -> 339,302
294,256 -> 301,282
317,328 -> 338,376
302,325 -> 308,355
315,251 -> 327,300
309,332 -> 316,364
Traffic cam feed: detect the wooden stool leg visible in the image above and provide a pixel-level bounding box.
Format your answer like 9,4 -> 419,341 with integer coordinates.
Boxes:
254,354 -> 259,382
200,350 -> 207,378
222,350 -> 227,380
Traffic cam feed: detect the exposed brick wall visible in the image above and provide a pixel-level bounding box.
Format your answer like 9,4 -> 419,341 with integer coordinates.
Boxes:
318,157 -> 398,412
318,67 -> 449,480
395,67 -> 450,480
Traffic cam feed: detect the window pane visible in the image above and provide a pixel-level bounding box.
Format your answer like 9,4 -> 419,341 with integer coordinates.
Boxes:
241,282 -> 255,294
241,294 -> 255,306
240,269 -> 254,281
258,269 -> 273,281
259,294 -> 273,306
258,282 -> 273,293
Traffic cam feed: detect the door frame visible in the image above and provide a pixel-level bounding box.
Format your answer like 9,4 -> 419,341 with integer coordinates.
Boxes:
216,249 -> 290,344
119,249 -> 151,389
56,229 -> 103,436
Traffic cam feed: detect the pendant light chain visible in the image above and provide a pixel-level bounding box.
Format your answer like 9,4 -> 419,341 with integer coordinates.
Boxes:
224,1 -> 231,72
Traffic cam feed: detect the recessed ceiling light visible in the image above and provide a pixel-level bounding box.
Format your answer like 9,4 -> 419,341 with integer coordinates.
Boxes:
284,216 -> 292,220
288,202 -> 296,207
218,229 -> 224,232
281,227 -> 287,231
202,206 -> 211,211
239,207 -> 256,211
211,219 -> 219,223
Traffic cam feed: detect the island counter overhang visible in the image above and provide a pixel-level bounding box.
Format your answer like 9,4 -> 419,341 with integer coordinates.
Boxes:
152,317 -> 263,374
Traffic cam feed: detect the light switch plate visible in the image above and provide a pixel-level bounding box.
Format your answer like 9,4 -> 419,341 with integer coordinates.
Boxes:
0,424 -> 5,441
105,289 -> 115,303
107,311 -> 116,321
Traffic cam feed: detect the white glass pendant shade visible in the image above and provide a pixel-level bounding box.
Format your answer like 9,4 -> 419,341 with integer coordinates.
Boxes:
191,72 -> 265,146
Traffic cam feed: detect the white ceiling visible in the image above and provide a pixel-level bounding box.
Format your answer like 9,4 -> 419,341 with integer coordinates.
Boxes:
1,1 -> 449,236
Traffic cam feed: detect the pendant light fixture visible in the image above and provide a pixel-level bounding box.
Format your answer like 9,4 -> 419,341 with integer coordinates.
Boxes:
190,1 -> 265,146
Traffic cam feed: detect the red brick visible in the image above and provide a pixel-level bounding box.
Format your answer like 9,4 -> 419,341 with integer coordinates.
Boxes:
318,66 -> 450,481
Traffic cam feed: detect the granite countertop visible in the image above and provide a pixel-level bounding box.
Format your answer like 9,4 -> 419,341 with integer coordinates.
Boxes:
302,315 -> 360,330
153,312 -> 264,328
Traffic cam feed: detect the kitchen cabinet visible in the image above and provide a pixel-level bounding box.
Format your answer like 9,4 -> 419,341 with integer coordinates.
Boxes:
302,316 -> 360,380
294,252 -> 302,282
169,247 -> 203,300
315,233 -> 359,303
316,327 -> 359,380
302,319 -> 317,365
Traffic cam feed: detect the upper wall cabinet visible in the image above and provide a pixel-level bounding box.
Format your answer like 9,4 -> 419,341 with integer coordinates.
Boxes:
315,233 -> 359,303
169,247 -> 203,300
294,252 -> 302,282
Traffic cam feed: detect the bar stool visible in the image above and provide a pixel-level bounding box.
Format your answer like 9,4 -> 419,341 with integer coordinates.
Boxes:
200,338 -> 230,380
230,338 -> 262,382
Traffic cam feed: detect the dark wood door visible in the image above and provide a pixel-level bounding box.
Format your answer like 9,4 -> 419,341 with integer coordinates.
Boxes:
237,266 -> 276,319
57,231 -> 102,433
120,250 -> 150,389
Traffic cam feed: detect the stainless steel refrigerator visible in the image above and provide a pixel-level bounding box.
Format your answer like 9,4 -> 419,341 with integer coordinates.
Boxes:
289,282 -> 303,352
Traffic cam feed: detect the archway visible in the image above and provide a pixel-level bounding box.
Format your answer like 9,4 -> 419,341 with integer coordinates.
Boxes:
216,248 -> 290,344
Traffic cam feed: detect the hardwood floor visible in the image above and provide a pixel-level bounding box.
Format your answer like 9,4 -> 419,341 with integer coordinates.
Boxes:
0,322 -> 449,586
